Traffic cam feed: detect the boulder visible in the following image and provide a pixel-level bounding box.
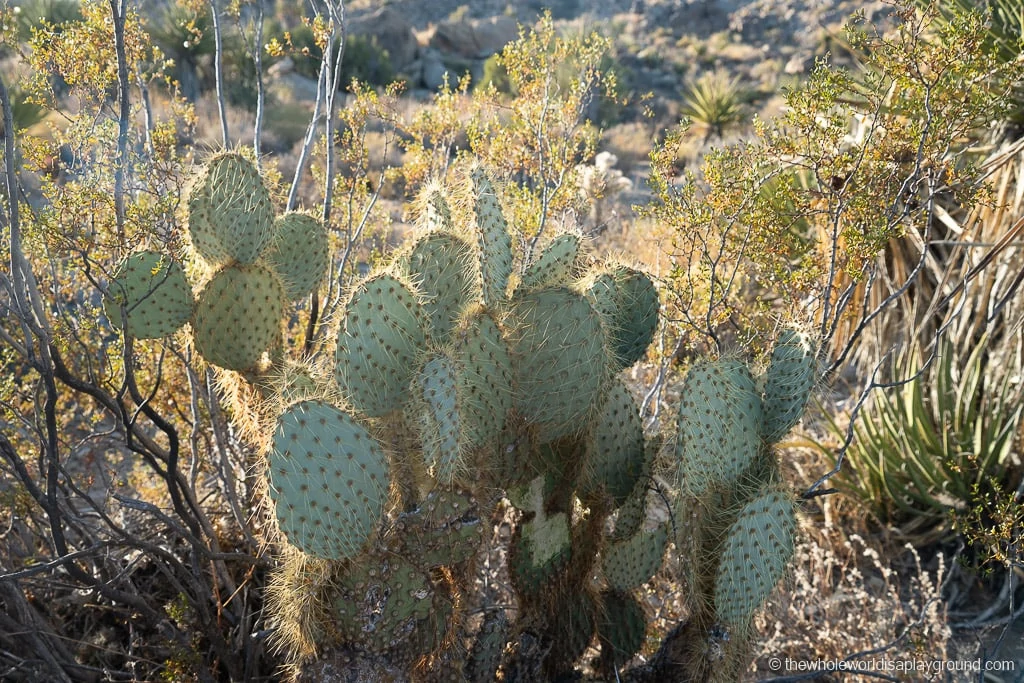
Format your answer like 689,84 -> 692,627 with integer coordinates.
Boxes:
348,7 -> 418,69
421,50 -> 452,91
266,71 -> 320,104
429,15 -> 518,59
472,16 -> 519,57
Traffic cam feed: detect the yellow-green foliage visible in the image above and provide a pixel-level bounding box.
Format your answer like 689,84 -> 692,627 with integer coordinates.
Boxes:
644,4 -> 1023,354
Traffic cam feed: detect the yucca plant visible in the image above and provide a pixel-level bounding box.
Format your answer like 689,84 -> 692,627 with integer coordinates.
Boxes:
835,330 -> 1023,538
680,69 -> 746,141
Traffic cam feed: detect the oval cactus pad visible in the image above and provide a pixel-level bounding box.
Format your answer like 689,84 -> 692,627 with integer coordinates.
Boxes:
104,250 -> 193,339
335,273 -> 427,417
268,400 -> 390,560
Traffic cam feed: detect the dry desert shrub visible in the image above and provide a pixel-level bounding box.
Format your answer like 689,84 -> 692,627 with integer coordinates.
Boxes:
751,524 -> 957,681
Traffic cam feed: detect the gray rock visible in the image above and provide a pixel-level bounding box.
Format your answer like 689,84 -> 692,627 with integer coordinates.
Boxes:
469,16 -> 519,58
267,72 -> 320,104
784,53 -> 809,75
422,51 -> 452,91
348,7 -> 418,69
429,15 -> 519,59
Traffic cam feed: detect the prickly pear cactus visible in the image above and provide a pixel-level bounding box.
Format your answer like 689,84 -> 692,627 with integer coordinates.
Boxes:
761,328 -> 817,444
332,554 -> 435,652
192,263 -> 283,371
674,360 -> 763,497
187,152 -> 274,266
601,523 -> 668,592
417,353 -> 462,482
505,286 -> 608,441
267,399 -> 389,560
104,250 -> 192,339
451,308 -> 513,450
714,488 -> 797,628
263,211 -> 329,301
596,590 -> 647,674
584,264 -> 660,371
579,377 -> 647,506
470,167 -> 513,308
519,233 -> 580,292
334,273 -> 427,417
148,155 -> 812,682
399,232 -> 474,344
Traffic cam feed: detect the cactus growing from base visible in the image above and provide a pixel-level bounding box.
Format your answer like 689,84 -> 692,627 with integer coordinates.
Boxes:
131,153 -> 816,681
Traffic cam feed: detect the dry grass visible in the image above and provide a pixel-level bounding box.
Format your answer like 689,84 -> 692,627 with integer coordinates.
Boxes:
751,520 -> 957,681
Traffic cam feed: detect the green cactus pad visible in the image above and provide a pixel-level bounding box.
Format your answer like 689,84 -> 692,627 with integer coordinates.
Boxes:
104,250 -> 193,339
420,182 -> 455,233
470,168 -> 513,308
453,309 -> 514,450
674,360 -> 763,497
263,212 -> 329,301
333,554 -> 434,652
192,262 -> 283,371
601,523 -> 667,592
580,378 -> 646,507
524,437 -> 581,494
268,400 -> 389,560
335,273 -> 427,417
505,287 -> 609,442
611,481 -> 648,542
715,489 -> 797,627
762,329 -> 816,444
510,512 -> 572,595
597,590 -> 646,671
519,233 -> 580,291
418,354 -> 462,483
393,488 -> 483,567
419,517 -> 484,568
467,612 -> 507,683
265,358 -> 323,405
401,232 -> 475,344
584,265 -> 659,371
187,152 -> 274,265
407,584 -> 455,657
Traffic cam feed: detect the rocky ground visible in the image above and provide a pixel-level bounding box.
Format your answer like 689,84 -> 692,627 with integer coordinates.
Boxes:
338,0 -> 892,95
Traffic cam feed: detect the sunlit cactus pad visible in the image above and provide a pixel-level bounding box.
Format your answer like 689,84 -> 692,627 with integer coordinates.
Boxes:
714,489 -> 797,627
761,328 -> 816,444
264,211 -> 329,301
675,360 -> 763,496
452,309 -> 513,450
192,262 -> 283,371
418,353 -> 461,482
471,168 -> 513,308
420,182 -> 454,233
519,233 -> 580,292
584,265 -> 659,371
400,231 -> 475,344
505,287 -> 608,441
187,152 -> 274,265
104,250 -> 193,339
268,400 -> 389,560
580,377 -> 646,506
601,523 -> 668,592
335,273 -> 427,417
